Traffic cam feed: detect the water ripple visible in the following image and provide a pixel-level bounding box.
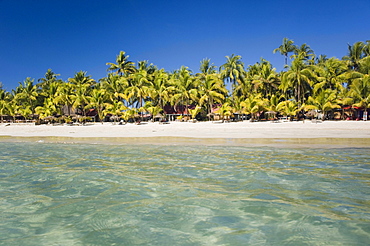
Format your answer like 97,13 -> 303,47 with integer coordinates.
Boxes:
0,142 -> 369,245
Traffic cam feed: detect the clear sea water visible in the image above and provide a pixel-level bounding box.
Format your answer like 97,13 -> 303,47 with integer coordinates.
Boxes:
0,141 -> 369,245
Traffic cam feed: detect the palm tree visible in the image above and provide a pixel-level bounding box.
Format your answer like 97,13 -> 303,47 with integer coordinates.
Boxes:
363,40 -> 370,57
198,74 -> 228,120
35,97 -> 60,120
68,71 -> 95,116
273,38 -> 297,66
313,58 -> 347,92
240,94 -> 267,122
0,89 -> 11,122
251,59 -> 280,98
265,94 -> 282,119
87,87 -> 109,123
126,69 -> 150,108
199,58 -> 217,75
144,101 -> 163,122
137,60 -> 158,75
316,55 -> 328,65
148,69 -> 174,111
276,100 -> 300,120
172,66 -> 198,116
55,82 -> 74,116
104,99 -> 127,124
304,89 -> 341,120
122,107 -> 139,123
280,55 -> 314,106
219,54 -> 245,99
5,101 -> 19,123
13,77 -> 40,117
106,51 -> 136,76
69,71 -> 95,87
292,43 -> 315,61
100,73 -> 128,102
359,56 -> 370,75
215,102 -> 233,122
188,106 -> 202,121
343,41 -> 365,71
38,69 -> 61,92
349,72 -> 370,119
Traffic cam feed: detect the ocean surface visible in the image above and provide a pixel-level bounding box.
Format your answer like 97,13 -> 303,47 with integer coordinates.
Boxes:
0,141 -> 369,245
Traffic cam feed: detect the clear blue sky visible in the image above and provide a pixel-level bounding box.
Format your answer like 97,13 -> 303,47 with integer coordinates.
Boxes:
1,0 -> 369,90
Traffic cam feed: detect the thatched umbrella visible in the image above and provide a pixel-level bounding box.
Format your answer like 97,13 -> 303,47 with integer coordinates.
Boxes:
305,110 -> 317,119
110,115 -> 120,122
154,113 -> 163,119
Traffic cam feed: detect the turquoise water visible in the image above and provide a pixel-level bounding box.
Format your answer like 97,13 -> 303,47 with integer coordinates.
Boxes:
0,141 -> 369,245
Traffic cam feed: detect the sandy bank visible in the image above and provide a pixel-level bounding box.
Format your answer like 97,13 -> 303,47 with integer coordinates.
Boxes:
1,120 -> 370,139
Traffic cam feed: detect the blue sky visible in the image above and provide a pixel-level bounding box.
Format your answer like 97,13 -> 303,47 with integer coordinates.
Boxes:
1,0 -> 369,90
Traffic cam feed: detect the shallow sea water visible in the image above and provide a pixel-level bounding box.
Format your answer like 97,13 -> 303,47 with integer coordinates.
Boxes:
0,141 -> 369,245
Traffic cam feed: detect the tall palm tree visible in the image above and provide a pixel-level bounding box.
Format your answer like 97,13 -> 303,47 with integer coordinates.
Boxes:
68,71 -> 95,116
148,69 -> 174,111
313,58 -> 347,92
125,69 -> 150,108
38,69 -> 61,92
172,66 -> 198,116
137,60 -> 158,75
87,87 -> 109,123
343,41 -> 365,71
280,55 -> 314,106
100,73 -> 128,102
219,54 -> 245,99
251,59 -> 280,98
316,55 -> 328,65
106,51 -> 136,76
198,74 -> 228,119
199,58 -> 217,75
55,82 -> 74,116
292,43 -> 315,61
273,38 -> 297,66
68,71 -> 96,87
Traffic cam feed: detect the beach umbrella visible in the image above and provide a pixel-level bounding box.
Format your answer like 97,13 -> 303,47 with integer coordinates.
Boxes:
305,110 -> 317,117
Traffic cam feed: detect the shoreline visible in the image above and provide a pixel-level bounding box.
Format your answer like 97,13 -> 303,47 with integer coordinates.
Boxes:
1,136 -> 370,148
1,121 -> 370,148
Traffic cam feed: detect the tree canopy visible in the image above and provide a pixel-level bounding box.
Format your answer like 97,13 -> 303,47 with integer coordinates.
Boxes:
1,39 -> 370,123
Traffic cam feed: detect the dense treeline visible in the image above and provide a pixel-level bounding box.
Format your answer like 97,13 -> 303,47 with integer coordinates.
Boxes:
0,38 -> 369,123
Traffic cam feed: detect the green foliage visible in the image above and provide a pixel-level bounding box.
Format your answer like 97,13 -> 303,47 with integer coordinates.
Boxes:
188,106 -> 202,120
304,89 -> 341,119
3,40 -> 370,122
276,100 -> 300,119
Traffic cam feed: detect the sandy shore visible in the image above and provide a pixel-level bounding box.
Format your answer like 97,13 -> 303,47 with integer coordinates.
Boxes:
1,120 -> 370,147
1,120 -> 370,138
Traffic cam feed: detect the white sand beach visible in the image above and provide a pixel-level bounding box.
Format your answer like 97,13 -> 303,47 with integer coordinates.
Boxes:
1,120 -> 370,139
